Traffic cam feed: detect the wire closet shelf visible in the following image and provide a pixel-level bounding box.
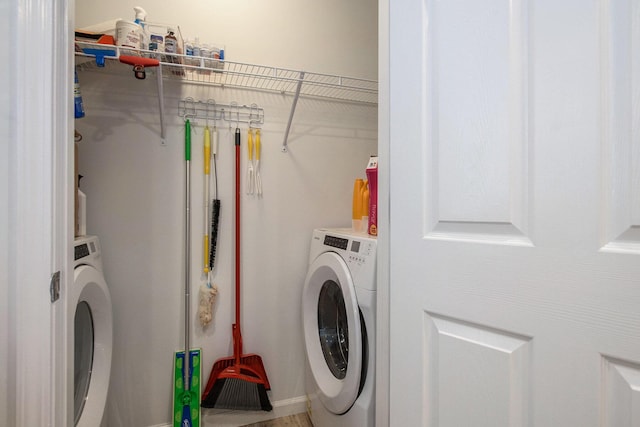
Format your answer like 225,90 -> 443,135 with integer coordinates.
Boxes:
75,42 -> 378,105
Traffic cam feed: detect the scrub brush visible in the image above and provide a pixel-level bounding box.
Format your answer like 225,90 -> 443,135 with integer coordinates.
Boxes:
208,124 -> 221,272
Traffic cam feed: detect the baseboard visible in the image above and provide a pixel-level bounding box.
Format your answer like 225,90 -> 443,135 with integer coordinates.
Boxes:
149,395 -> 308,427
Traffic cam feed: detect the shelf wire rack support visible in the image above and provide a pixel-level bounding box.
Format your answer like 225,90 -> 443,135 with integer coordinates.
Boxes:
281,71 -> 304,153
156,64 -> 166,145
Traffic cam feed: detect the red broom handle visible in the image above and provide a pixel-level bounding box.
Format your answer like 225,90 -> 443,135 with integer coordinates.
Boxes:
234,129 -> 242,362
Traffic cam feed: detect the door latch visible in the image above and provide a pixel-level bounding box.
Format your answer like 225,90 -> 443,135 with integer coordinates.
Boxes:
50,271 -> 60,302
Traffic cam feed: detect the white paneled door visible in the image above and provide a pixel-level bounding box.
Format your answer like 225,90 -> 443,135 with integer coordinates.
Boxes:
389,0 -> 640,425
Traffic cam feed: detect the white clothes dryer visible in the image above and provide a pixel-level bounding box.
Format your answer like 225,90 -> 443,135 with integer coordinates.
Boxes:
302,228 -> 377,427
72,236 -> 113,426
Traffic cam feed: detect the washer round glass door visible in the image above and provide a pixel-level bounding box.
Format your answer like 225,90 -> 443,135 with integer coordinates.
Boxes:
74,301 -> 94,424
318,280 -> 349,379
303,252 -> 362,414
73,265 -> 113,427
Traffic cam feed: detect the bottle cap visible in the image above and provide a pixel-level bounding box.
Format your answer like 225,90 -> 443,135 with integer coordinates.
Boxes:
134,6 -> 147,23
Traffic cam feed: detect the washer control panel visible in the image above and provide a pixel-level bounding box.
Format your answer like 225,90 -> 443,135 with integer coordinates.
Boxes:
323,235 -> 349,251
313,229 -> 377,291
74,241 -> 96,261
324,234 -> 375,266
74,235 -> 102,270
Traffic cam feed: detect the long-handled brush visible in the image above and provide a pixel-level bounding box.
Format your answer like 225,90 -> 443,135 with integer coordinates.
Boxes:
199,124 -> 219,328
201,126 -> 272,411
209,124 -> 221,272
173,119 -> 202,427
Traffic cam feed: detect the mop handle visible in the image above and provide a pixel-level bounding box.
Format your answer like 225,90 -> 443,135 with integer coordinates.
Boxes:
184,120 -> 191,392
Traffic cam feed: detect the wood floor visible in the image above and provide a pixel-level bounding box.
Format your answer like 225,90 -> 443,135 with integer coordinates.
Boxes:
239,412 -> 313,427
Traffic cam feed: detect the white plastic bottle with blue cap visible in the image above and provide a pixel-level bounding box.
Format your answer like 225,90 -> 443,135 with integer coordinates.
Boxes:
115,7 -> 146,52
133,7 -> 147,50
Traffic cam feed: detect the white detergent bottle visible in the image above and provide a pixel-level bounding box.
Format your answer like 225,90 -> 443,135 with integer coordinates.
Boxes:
77,189 -> 87,236
115,7 -> 146,52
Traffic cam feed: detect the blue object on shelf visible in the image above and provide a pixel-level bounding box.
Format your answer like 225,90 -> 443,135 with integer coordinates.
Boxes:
82,48 -> 117,67
74,71 -> 85,119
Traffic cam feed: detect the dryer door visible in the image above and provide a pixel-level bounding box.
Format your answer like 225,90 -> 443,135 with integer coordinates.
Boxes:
73,265 -> 113,427
302,252 -> 362,415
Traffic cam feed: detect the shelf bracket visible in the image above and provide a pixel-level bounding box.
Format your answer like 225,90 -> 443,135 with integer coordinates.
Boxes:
281,71 -> 305,153
157,65 -> 166,145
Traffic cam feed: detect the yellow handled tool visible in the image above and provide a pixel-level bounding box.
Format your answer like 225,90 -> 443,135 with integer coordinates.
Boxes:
203,126 -> 211,274
255,129 -> 262,195
246,128 -> 255,194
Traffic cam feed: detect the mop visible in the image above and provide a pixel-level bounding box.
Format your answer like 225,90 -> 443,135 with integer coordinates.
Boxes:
173,119 -> 202,427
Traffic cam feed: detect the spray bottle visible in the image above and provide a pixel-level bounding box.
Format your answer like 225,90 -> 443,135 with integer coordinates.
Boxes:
133,7 -> 148,50
74,71 -> 85,119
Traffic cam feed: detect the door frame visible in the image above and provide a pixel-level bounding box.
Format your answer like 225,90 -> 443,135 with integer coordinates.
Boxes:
376,0 -> 390,425
10,0 -> 390,425
9,0 -> 73,425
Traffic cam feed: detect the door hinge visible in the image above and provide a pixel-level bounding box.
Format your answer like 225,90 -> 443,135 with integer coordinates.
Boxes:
50,271 -> 61,302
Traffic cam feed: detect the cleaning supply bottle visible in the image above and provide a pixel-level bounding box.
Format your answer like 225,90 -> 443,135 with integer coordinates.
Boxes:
133,6 -> 147,24
193,37 -> 206,73
352,178 -> 364,232
74,71 -> 85,119
77,189 -> 87,236
365,156 -> 378,235
116,8 -> 146,52
133,6 -> 148,50
193,37 -> 201,59
164,28 -> 178,60
185,39 -> 195,66
361,181 -> 370,232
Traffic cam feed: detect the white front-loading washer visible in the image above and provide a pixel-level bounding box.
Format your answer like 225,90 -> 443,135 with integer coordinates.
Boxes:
72,235 -> 113,426
302,228 -> 377,427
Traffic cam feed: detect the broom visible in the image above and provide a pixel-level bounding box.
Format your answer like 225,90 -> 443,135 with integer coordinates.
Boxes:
201,126 -> 272,411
